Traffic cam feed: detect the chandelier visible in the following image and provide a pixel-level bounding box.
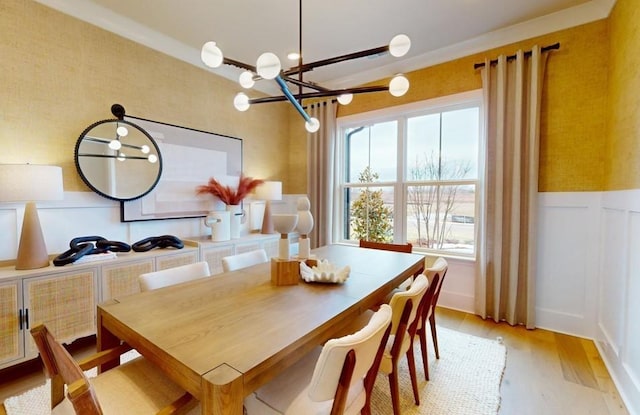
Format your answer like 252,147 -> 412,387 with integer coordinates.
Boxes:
200,1 -> 411,133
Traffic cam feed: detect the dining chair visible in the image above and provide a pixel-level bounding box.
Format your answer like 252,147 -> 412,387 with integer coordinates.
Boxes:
29,323 -> 199,415
358,240 -> 413,253
417,257 -> 449,379
359,240 -> 422,297
381,273 -> 429,415
244,304 -> 393,415
139,261 -> 210,291
221,248 -> 268,272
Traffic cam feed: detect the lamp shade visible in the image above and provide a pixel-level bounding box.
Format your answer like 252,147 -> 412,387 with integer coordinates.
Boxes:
0,164 -> 63,202
255,181 -> 282,201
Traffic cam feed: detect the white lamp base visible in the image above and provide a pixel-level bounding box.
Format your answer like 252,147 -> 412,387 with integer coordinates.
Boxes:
16,202 -> 50,270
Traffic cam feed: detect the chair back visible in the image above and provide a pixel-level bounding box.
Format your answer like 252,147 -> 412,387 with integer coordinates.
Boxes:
139,261 -> 211,291
359,240 -> 413,253
30,324 -> 102,414
425,257 -> 448,311
307,304 -> 392,404
222,249 -> 268,272
388,274 -> 429,334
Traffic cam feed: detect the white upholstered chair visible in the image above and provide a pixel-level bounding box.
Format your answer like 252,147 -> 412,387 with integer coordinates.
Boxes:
417,257 -> 448,379
30,324 -> 199,415
138,261 -> 210,291
379,274 -> 429,415
221,249 -> 268,272
244,304 -> 393,415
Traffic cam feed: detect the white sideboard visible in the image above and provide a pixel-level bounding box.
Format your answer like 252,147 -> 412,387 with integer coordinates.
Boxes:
183,232 -> 298,275
0,246 -> 198,369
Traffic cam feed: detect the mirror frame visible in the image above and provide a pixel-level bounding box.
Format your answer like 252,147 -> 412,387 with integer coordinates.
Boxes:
74,118 -> 163,201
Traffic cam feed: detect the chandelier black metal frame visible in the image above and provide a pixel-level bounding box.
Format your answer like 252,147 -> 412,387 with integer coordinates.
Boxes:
200,0 -> 411,132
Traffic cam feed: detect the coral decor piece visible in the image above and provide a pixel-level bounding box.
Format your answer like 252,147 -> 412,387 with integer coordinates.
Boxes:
196,174 -> 264,205
300,260 -> 350,284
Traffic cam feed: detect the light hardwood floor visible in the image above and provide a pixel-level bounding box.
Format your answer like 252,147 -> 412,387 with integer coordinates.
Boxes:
0,308 -> 629,415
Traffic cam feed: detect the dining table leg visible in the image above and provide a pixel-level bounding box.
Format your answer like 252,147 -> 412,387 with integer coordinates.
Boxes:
202,364 -> 244,415
96,305 -> 121,374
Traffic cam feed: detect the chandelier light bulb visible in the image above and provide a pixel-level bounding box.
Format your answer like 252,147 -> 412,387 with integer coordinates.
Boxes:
239,71 -> 255,89
117,152 -> 126,161
201,41 -> 224,68
116,126 -> 128,137
140,145 -> 150,154
337,93 -> 353,105
148,154 -> 158,163
287,52 -> 300,61
108,140 -> 122,150
256,52 -> 282,80
233,92 -> 250,111
389,74 -> 410,97
389,34 -> 411,57
305,117 -> 320,133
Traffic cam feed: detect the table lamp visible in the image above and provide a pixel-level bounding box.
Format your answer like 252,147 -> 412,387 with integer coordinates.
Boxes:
255,181 -> 282,234
0,164 -> 64,270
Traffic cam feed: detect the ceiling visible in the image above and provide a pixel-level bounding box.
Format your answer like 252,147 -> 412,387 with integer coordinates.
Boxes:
35,0 -> 614,94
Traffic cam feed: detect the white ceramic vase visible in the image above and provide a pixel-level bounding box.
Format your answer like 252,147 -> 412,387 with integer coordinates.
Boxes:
226,204 -> 243,239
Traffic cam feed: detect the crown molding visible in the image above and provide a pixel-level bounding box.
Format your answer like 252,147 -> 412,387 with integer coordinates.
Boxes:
328,0 -> 616,88
34,0 -> 615,93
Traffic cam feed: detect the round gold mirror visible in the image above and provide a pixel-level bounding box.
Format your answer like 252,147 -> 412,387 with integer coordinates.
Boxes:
75,105 -> 162,201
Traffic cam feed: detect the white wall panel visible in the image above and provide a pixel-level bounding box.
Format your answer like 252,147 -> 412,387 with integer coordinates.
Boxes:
599,207 -> 627,355
535,192 -> 600,337
625,211 -> 640,395
596,190 -> 640,415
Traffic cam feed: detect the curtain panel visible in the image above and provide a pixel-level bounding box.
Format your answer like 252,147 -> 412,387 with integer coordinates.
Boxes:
307,101 -> 338,248
475,46 -> 549,328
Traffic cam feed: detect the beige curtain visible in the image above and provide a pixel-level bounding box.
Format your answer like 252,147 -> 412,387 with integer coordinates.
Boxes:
475,46 -> 548,328
307,100 -> 338,248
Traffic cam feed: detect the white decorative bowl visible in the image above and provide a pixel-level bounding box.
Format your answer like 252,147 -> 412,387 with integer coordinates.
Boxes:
272,214 -> 298,234
299,260 -> 350,284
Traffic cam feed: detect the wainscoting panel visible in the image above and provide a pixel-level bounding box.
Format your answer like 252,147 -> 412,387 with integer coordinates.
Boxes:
535,192 -> 600,337
596,190 -> 640,415
599,207 -> 628,356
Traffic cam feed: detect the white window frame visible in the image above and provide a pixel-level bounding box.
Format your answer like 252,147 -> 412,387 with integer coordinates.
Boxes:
335,89 -> 484,258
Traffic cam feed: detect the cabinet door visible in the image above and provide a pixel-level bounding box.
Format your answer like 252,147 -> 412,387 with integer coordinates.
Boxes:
155,250 -> 198,271
262,238 -> 279,258
235,242 -> 262,254
0,280 -> 23,367
202,245 -> 234,275
101,259 -> 154,302
24,270 -> 97,358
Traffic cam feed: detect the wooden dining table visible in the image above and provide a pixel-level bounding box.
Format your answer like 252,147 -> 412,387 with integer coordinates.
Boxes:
97,244 -> 424,415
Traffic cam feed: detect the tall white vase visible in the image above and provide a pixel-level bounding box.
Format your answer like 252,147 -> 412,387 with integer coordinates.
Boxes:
227,204 -> 243,239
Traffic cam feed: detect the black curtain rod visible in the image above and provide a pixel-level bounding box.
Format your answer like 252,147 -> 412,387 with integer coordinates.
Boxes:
473,42 -> 560,69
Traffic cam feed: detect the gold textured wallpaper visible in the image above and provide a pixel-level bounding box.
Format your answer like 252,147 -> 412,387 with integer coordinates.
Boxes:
340,21 -> 611,192
0,0 -> 293,193
3,1 -> 637,195
606,0 -> 640,190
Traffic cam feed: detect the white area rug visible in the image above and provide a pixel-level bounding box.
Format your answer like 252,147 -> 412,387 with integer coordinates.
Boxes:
370,327 -> 507,415
4,327 -> 506,415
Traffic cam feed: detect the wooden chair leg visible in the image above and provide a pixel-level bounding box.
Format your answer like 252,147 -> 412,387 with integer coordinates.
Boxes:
429,314 -> 440,359
418,326 -> 429,381
406,345 -> 420,406
388,368 -> 401,415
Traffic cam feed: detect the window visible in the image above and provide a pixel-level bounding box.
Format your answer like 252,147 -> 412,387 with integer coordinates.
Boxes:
337,90 -> 482,257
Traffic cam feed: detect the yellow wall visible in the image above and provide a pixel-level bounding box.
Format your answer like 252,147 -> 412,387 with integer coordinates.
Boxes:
339,21 -> 610,192
4,1 -> 636,195
0,1 -> 294,193
606,0 -> 640,190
